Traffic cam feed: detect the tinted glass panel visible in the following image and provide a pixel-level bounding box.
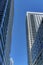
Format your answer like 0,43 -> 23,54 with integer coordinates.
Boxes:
31,19 -> 43,63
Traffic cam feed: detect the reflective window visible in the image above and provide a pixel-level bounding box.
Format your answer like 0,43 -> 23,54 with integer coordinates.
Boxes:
0,55 -> 2,65
31,19 -> 43,63
0,0 -> 7,27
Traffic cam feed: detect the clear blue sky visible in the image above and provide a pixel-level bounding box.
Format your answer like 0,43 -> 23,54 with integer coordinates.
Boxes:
10,0 -> 43,65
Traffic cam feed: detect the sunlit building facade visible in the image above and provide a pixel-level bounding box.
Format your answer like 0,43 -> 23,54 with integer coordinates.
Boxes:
10,58 -> 14,65
26,12 -> 43,65
0,0 -> 14,65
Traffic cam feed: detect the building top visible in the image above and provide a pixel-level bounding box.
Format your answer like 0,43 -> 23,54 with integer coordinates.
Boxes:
26,11 -> 43,50
26,11 -> 43,16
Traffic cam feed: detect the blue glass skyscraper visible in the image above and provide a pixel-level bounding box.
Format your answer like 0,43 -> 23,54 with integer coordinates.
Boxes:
26,12 -> 43,65
0,0 -> 14,65
31,19 -> 43,65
